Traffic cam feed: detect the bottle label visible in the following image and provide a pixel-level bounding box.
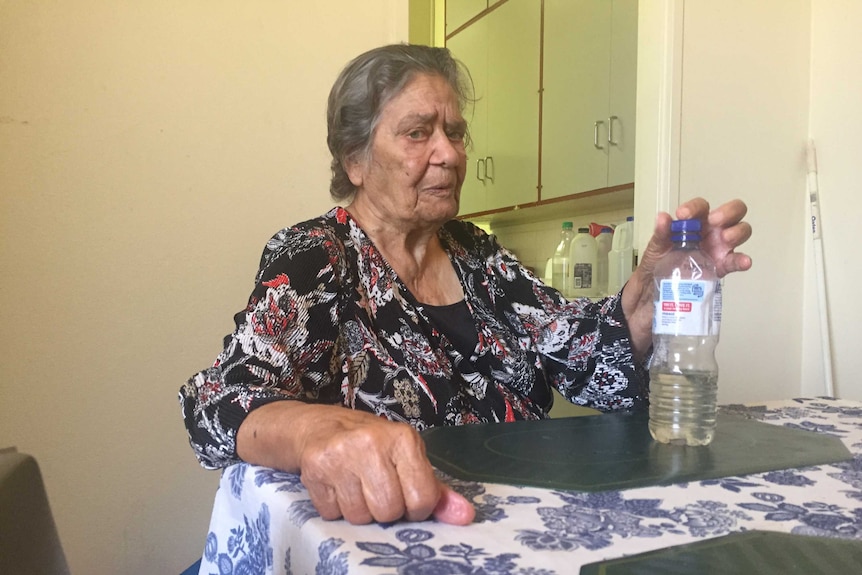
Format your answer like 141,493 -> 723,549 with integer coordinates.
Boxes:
573,263 -> 592,289
712,282 -> 723,335
654,279 -> 720,336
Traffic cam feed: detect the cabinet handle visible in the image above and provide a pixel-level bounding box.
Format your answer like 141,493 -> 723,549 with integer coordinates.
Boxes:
485,156 -> 495,182
593,120 -> 605,150
476,157 -> 486,182
608,116 -> 619,146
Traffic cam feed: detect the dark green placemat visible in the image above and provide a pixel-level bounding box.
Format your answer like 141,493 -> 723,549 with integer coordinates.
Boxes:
422,410 -> 851,491
579,531 -> 862,574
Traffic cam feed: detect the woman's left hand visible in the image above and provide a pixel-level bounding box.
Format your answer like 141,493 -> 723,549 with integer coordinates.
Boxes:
621,198 -> 753,360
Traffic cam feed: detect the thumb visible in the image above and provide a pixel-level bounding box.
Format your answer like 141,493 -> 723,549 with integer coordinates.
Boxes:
432,483 -> 475,525
637,212 -> 674,274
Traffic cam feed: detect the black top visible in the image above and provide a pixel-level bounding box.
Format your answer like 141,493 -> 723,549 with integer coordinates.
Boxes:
422,299 -> 479,359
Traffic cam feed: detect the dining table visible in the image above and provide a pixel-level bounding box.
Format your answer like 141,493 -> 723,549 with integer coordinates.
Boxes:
193,397 -> 862,574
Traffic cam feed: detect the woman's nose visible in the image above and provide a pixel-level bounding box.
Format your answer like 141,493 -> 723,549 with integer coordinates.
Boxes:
431,130 -> 464,167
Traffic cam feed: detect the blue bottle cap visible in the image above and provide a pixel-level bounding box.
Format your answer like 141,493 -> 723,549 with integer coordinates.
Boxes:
670,218 -> 701,242
671,219 -> 701,233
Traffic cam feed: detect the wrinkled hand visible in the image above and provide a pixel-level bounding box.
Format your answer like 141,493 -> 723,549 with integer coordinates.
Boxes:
621,198 -> 753,359
299,409 -> 474,525
238,402 -> 475,525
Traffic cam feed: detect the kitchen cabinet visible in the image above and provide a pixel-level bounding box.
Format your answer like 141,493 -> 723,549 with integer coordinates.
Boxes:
447,0 -> 540,215
541,0 -> 637,200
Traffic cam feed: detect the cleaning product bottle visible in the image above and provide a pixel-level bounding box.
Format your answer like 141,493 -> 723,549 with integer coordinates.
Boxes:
551,222 -> 575,297
608,216 -> 634,294
570,227 -> 598,297
595,228 -> 613,296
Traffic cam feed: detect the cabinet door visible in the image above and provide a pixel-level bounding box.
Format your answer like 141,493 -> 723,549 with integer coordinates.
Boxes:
607,0 -> 638,187
542,0 -> 612,200
484,0 -> 540,210
446,0 -> 488,35
448,15 -> 489,215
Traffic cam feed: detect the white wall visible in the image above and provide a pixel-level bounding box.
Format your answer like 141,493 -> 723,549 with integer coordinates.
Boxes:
0,2 -> 407,574
678,0 -> 813,403
803,0 -> 862,401
659,0 -> 861,403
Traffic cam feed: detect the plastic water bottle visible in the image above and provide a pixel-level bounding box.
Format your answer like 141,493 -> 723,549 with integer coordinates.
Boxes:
551,222 -> 575,297
595,228 -> 613,296
649,219 -> 722,446
570,227 -> 598,297
608,216 -> 634,294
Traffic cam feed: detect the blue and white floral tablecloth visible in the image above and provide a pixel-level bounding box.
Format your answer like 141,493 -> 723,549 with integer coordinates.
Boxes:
195,398 -> 862,574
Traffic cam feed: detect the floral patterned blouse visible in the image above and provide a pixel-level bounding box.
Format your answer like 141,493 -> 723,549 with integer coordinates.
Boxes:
180,207 -> 648,469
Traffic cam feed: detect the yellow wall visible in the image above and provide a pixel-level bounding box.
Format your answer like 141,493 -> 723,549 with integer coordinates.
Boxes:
407,0 -> 446,46
0,1 -> 406,573
409,0 -> 434,45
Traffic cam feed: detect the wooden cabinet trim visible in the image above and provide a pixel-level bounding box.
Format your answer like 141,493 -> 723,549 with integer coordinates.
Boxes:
445,0 -> 510,40
458,182 -> 633,221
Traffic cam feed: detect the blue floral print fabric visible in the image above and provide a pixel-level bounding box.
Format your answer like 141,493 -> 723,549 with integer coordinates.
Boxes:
180,207 -> 646,468
196,398 -> 862,574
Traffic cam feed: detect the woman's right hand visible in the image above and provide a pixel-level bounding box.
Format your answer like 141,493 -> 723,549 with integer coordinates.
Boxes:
237,401 -> 475,525
621,198 -> 752,360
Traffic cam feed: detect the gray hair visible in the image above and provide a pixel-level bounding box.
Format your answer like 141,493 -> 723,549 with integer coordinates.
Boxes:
326,44 -> 473,201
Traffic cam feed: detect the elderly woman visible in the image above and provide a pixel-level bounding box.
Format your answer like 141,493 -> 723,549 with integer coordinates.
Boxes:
180,44 -> 752,527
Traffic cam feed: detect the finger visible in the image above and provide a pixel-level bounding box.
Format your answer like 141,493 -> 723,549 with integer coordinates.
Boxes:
718,252 -> 753,277
302,479 -> 344,522
392,429 -> 444,522
707,198 -> 748,228
361,459 -> 407,524
637,212 -> 674,271
675,197 -> 710,221
432,484 -> 476,525
720,221 -> 753,249
302,462 -> 374,524
652,211 -> 674,243
334,479 -> 374,524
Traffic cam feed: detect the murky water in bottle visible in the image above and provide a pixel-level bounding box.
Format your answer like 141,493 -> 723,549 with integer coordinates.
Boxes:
648,371 -> 718,446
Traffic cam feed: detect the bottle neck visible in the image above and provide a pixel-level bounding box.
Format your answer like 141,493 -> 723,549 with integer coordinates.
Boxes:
674,240 -> 700,249
672,234 -> 701,250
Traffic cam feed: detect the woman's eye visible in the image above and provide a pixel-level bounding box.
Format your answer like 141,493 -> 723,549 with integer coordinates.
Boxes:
447,130 -> 466,142
407,129 -> 426,140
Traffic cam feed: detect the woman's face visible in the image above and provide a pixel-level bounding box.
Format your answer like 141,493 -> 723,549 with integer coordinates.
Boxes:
347,73 -> 468,230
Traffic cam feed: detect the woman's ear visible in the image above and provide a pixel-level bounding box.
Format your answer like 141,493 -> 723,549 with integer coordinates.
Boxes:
345,156 -> 364,187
